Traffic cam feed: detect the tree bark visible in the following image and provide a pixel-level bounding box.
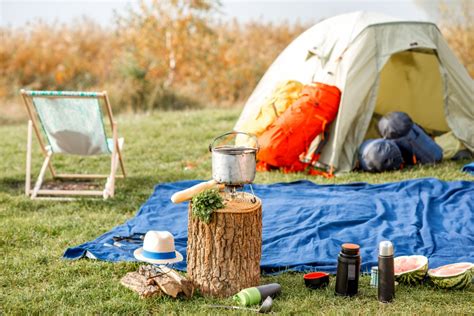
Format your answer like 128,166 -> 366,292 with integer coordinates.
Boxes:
187,194 -> 262,298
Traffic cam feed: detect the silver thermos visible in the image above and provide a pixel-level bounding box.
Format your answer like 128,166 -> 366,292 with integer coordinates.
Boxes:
378,241 -> 395,303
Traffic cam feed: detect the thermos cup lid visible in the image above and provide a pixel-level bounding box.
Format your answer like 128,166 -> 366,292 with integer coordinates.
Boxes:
341,243 -> 360,255
379,240 -> 394,256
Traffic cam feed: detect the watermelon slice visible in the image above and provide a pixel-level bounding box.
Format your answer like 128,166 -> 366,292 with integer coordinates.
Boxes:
394,255 -> 428,285
428,262 -> 473,290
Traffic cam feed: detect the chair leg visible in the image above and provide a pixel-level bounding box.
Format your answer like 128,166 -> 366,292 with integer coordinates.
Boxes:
25,120 -> 33,196
117,147 -> 126,178
104,155 -> 118,199
104,122 -> 118,199
115,122 -> 126,178
31,151 -> 52,199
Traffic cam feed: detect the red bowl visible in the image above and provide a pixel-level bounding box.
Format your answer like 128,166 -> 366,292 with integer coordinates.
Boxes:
304,272 -> 330,289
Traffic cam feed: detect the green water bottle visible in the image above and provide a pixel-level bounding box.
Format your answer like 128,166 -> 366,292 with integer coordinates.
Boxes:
233,283 -> 281,306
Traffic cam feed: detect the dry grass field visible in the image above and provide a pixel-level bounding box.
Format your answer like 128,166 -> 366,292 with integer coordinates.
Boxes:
1,0 -> 472,123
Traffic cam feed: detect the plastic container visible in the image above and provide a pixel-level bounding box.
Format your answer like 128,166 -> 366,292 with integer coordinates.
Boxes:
304,272 -> 330,289
335,243 -> 361,296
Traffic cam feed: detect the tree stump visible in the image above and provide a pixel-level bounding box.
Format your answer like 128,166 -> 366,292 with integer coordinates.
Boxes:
187,192 -> 262,298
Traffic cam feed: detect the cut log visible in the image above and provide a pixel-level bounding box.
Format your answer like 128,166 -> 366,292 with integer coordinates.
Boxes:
164,268 -> 194,298
187,192 -> 262,298
121,266 -> 194,299
120,272 -> 162,298
139,265 -> 194,298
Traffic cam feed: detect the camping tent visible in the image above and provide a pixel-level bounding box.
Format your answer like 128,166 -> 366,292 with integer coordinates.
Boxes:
234,11 -> 473,173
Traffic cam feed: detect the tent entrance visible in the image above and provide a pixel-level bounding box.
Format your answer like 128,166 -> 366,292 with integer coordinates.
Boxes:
373,50 -> 449,133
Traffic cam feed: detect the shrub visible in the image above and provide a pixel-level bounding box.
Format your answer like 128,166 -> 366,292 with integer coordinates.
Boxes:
0,0 -> 471,117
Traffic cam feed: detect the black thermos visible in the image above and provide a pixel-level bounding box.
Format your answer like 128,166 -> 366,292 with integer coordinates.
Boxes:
378,240 -> 395,303
335,243 -> 361,296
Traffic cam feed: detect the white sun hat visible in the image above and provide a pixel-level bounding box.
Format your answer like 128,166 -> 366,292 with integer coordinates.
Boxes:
133,231 -> 183,265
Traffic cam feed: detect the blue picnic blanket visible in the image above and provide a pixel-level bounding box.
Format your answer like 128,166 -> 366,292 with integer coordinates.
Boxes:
64,179 -> 474,274
462,162 -> 474,175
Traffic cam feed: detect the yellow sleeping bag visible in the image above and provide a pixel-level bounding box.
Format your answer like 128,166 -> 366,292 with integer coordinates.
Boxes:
237,80 -> 303,146
434,131 -> 466,160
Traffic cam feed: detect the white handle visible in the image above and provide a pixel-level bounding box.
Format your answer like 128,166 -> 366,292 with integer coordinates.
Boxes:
171,179 -> 218,204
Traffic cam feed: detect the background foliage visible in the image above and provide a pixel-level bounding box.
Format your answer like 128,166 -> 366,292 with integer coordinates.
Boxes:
0,0 -> 305,114
0,0 -> 472,119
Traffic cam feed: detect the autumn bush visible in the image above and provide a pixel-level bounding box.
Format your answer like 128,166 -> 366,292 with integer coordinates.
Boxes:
0,0 -> 471,119
437,0 -> 473,76
0,20 -> 117,93
0,0 -> 305,114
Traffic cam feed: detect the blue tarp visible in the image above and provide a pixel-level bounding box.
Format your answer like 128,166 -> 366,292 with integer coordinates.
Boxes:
64,178 -> 474,274
462,162 -> 474,175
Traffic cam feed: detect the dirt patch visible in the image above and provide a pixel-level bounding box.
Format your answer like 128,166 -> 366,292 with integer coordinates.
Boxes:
42,180 -> 102,191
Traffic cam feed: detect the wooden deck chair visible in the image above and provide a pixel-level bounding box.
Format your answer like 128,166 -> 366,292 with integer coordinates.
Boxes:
20,90 -> 126,200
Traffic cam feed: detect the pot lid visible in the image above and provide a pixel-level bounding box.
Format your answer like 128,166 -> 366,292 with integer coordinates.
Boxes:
212,145 -> 257,155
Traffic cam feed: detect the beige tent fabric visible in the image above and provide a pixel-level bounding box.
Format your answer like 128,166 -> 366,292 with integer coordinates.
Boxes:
435,131 -> 466,159
375,51 -> 448,132
236,12 -> 474,173
324,23 -> 473,172
435,35 -> 474,151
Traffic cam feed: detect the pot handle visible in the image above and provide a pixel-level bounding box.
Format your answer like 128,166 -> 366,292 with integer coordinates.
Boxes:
209,131 -> 259,152
171,179 -> 219,204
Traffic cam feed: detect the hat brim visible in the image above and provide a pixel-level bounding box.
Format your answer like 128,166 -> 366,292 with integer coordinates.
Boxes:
133,247 -> 183,265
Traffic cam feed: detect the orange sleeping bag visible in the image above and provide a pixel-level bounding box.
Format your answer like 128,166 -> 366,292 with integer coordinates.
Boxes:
257,82 -> 341,168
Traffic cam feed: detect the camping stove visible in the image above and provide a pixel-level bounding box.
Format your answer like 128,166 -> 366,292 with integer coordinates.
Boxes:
223,184 -> 257,203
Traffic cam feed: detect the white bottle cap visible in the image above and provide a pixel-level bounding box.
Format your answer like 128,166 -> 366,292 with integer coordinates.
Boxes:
379,240 -> 394,256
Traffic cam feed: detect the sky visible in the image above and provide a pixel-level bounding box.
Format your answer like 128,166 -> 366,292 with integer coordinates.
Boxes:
0,0 -> 435,28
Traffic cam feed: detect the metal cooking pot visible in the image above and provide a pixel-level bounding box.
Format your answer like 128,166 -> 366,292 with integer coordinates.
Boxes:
209,132 -> 258,185
170,131 -> 258,204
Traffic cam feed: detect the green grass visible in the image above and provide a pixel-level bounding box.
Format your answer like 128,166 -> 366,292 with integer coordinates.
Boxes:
1,108 -> 472,314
